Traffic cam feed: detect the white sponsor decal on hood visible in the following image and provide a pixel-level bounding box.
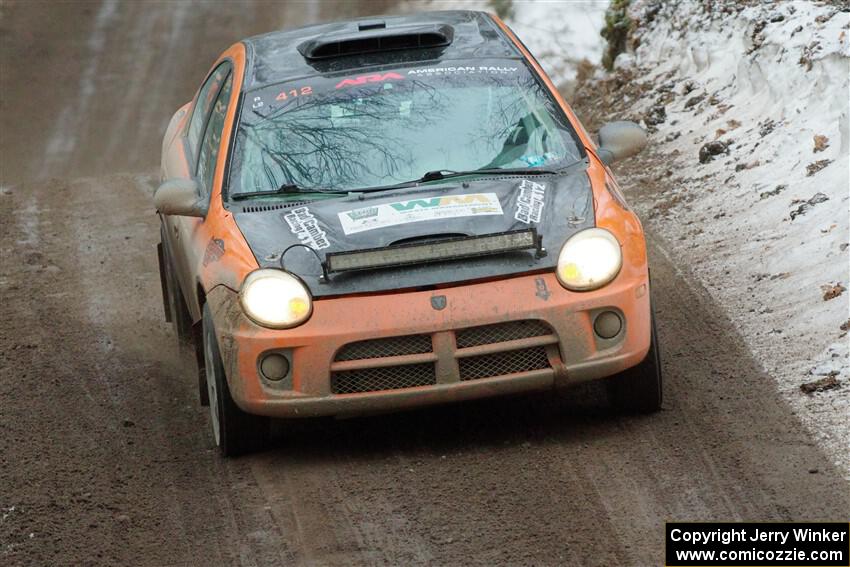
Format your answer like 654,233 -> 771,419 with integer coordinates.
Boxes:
283,207 -> 330,249
514,180 -> 546,224
338,193 -> 503,235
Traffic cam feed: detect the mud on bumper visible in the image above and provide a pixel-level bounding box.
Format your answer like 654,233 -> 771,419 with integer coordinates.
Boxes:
206,271 -> 651,418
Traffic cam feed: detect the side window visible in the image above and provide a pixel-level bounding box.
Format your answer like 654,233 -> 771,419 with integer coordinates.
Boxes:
187,62 -> 231,158
196,72 -> 233,193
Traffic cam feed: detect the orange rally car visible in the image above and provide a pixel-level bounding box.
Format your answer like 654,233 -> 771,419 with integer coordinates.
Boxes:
155,10 -> 660,456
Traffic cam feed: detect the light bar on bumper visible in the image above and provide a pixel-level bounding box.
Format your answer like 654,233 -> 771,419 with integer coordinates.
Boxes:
325,229 -> 545,275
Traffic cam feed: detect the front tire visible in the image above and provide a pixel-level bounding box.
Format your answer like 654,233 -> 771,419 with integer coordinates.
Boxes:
202,304 -> 269,457
608,307 -> 663,413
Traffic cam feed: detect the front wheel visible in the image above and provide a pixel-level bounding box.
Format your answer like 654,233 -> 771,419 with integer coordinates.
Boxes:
202,304 -> 269,456
607,307 -> 663,413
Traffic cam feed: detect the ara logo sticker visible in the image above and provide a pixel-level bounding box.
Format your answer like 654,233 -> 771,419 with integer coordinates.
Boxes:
283,207 -> 330,250
335,72 -> 404,89
514,180 -> 546,224
338,193 -> 503,235
202,238 -> 225,266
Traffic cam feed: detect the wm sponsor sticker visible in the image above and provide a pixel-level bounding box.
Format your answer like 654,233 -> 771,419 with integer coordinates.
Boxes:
338,193 -> 503,235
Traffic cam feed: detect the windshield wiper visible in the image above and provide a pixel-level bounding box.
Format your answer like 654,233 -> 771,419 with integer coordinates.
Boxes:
231,167 -> 562,199
230,183 -> 345,201
422,167 -> 559,181
351,167 -> 560,193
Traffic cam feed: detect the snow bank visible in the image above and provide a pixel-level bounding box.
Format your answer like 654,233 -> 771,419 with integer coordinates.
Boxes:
503,0 -> 609,90
623,0 -> 850,476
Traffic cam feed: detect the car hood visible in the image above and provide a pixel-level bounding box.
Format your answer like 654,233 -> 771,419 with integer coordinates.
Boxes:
231,169 -> 594,297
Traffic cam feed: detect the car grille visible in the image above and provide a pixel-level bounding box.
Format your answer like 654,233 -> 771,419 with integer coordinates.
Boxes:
455,320 -> 552,348
458,346 -> 551,381
330,320 -> 556,395
334,334 -> 432,361
330,363 -> 437,394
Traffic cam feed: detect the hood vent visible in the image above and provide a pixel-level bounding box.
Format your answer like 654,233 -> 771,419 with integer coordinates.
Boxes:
239,201 -> 310,214
298,24 -> 454,60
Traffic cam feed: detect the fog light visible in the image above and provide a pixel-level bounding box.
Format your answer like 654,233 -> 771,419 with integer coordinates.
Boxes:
594,311 -> 623,339
260,353 -> 290,381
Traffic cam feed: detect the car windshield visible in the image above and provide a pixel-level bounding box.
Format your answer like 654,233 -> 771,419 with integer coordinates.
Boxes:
228,60 -> 584,196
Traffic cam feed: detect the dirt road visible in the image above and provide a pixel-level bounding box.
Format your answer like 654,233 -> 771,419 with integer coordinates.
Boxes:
1,2 -> 847,566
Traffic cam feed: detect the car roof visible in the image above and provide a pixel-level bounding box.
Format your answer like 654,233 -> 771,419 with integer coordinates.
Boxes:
241,10 -> 523,90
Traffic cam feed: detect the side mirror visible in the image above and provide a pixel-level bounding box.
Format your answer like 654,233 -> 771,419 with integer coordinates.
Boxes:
154,179 -> 207,217
596,121 -> 648,166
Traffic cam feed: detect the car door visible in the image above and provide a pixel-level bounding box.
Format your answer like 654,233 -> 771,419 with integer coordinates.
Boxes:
165,62 -> 233,313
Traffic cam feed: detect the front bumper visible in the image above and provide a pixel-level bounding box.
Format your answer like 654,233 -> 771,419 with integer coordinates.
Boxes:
207,270 -> 651,418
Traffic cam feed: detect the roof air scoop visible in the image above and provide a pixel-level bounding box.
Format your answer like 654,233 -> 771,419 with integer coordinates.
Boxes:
297,23 -> 454,60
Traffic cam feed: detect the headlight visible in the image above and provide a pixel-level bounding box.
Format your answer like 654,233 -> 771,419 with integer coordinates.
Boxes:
239,269 -> 312,329
556,228 -> 622,291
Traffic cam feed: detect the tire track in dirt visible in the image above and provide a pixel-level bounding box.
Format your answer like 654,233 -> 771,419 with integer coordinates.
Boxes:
41,0 -> 119,177
0,174 -> 286,566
